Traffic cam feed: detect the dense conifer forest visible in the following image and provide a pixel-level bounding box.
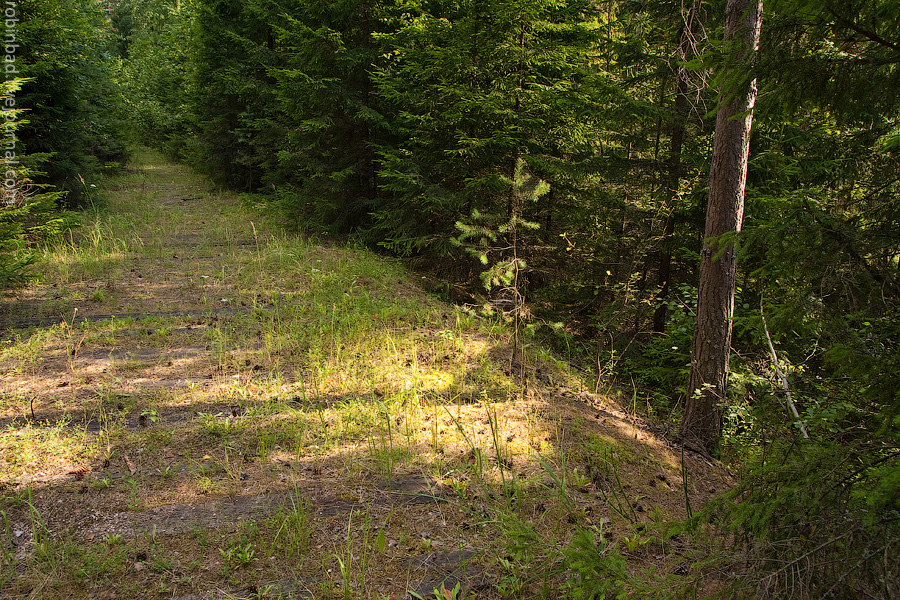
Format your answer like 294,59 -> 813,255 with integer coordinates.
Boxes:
1,0 -> 898,597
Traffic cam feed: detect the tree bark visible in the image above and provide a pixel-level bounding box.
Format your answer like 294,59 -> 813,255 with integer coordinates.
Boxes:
683,0 -> 763,455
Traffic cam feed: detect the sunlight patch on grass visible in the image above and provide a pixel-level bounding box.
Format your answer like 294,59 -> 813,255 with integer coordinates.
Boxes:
0,420 -> 95,480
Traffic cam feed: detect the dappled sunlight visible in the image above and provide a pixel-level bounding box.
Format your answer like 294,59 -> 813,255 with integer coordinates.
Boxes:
0,150 -> 735,600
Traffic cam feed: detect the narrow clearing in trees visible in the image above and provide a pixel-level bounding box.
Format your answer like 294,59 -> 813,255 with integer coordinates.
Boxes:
0,152 -> 730,599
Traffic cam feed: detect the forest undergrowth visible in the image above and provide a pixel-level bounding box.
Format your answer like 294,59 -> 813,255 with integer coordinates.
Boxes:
0,151 -> 733,600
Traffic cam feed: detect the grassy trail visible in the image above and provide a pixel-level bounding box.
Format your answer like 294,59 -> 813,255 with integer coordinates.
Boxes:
0,152 -> 727,599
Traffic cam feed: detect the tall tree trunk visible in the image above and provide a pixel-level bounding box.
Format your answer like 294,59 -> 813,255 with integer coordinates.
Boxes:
683,0 -> 763,455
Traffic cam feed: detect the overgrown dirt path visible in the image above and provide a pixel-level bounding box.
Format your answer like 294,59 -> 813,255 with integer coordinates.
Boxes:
0,152 -> 730,599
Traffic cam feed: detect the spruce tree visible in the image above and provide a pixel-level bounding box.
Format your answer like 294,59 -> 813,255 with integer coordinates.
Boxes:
371,0 -> 602,258
192,0 -> 279,190
15,0 -> 127,205
266,0 -> 389,232
0,80 -> 68,286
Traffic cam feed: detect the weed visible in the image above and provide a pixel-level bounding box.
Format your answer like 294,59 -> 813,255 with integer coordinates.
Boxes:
257,436 -> 269,463
139,407 -> 159,426
265,492 -> 311,560
104,533 -> 123,545
334,516 -> 354,600
583,434 -> 638,523
496,516 -> 540,597
250,584 -> 278,599
445,407 -> 485,481
198,411 -> 238,439
411,582 -> 463,600
373,399 -> 397,481
191,527 -> 210,548
92,477 -> 112,490
151,553 -> 176,573
126,479 -> 144,510
220,543 -> 255,568
445,476 -> 471,500
331,509 -> 382,600
535,452 -> 576,514
487,405 -> 516,506
0,510 -> 13,582
223,441 -> 244,482
568,467 -> 590,489
141,525 -> 159,546
621,533 -> 649,553
195,475 -> 216,494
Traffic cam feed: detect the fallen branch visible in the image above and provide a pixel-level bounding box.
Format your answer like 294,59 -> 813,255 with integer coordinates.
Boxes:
760,299 -> 809,439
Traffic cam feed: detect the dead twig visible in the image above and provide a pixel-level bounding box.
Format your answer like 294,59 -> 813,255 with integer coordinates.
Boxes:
760,299 -> 809,439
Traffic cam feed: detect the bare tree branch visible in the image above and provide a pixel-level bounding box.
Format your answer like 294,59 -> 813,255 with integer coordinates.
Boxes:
760,298 -> 810,439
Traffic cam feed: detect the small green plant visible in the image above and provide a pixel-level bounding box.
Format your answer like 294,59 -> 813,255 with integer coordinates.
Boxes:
140,407 -> 159,426
197,411 -> 236,438
235,542 -> 255,565
257,437 -> 268,463
583,437 -> 638,523
496,559 -> 524,598
486,405 -> 518,506
369,399 -> 400,481
535,453 -> 576,514
445,407 -> 484,481
150,554 -> 175,573
568,467 -> 590,490
24,489 -> 48,546
1,510 -> 13,570
334,510 -> 357,600
411,581 -> 463,600
92,477 -> 112,490
621,533 -> 649,553
126,479 -> 143,510
250,584 -> 277,599
220,542 -> 254,568
445,476 -> 470,500
496,516 -> 540,597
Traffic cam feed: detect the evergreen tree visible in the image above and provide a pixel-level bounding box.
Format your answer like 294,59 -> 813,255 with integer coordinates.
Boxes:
371,0 -> 602,259
15,0 -> 127,205
114,0 -> 197,156
191,0 -> 278,190
693,1 -> 900,595
266,0 -> 389,232
0,80 -> 68,286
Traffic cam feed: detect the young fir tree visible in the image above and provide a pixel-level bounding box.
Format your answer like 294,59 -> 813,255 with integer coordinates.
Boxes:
0,80 -> 68,287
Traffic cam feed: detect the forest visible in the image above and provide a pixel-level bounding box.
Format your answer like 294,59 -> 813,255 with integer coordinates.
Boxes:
1,0 -> 898,597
